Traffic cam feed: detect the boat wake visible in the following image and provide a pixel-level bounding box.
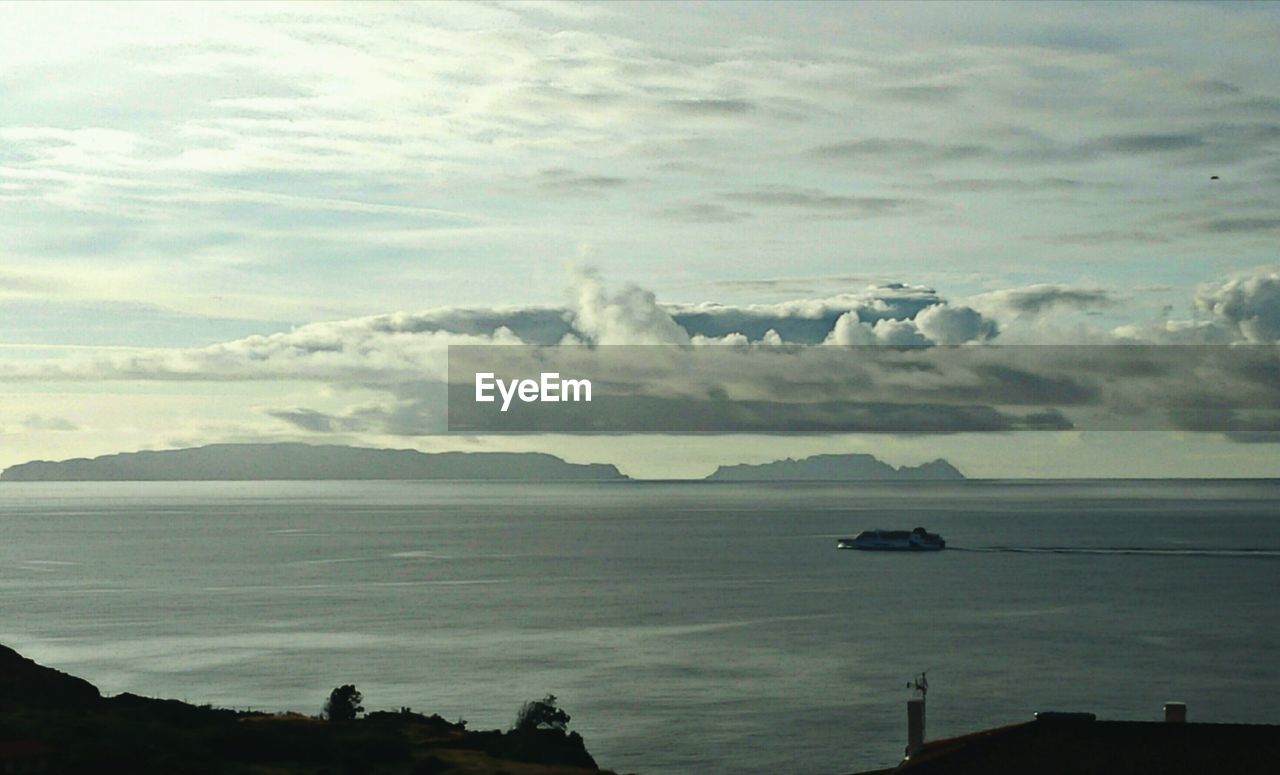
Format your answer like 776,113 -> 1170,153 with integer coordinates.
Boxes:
953,546 -> 1280,559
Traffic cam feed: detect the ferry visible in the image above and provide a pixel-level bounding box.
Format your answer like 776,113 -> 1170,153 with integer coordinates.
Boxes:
837,527 -> 946,551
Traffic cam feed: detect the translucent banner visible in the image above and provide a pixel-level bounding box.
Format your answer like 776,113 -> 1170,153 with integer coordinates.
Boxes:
447,345 -> 1280,434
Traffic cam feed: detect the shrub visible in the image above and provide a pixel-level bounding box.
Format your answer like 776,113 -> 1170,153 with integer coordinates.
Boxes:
512,694 -> 570,732
322,684 -> 364,722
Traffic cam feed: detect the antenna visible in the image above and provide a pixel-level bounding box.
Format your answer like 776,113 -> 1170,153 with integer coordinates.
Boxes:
907,670 -> 929,699
905,670 -> 929,757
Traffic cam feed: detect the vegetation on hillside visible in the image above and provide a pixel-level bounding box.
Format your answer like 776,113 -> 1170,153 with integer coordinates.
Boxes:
0,644 -> 607,775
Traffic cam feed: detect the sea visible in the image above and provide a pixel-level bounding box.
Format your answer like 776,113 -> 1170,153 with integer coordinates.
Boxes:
2,480 -> 1278,774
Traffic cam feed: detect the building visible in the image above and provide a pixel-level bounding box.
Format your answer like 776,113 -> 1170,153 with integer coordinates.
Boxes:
852,702 -> 1280,775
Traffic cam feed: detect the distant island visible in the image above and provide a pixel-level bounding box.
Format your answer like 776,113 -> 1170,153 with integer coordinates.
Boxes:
1,445 -> 963,483
0,443 -> 628,482
705,453 -> 964,481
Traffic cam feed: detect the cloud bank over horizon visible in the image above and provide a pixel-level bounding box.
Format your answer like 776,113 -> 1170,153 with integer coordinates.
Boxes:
6,266 -> 1277,378
3,266 -> 1276,451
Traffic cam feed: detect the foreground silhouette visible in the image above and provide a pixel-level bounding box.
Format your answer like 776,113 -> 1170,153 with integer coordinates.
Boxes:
0,644 -> 609,774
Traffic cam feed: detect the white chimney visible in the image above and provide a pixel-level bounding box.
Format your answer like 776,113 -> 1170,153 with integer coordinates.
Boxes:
1164,702 -> 1187,723
907,697 -> 926,757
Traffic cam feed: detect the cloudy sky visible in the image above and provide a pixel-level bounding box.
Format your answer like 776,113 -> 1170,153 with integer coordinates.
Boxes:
2,1 -> 1278,477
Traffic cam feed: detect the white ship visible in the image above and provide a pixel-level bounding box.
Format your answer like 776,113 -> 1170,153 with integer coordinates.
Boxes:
837,527 -> 946,551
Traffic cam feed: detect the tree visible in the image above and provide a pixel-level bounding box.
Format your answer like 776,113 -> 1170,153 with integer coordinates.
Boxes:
513,694 -> 570,732
323,684 -> 364,721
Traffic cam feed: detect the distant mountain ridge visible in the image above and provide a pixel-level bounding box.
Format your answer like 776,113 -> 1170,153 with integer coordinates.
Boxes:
0,443 -> 628,482
705,453 -> 963,481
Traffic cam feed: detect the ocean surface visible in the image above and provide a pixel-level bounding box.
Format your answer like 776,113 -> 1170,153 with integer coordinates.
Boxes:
2,480 -> 1278,774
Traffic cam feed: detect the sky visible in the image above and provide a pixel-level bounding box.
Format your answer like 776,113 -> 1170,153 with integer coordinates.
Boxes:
1,1 -> 1278,478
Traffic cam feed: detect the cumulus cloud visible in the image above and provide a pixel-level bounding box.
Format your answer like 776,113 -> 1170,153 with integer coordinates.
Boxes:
669,282 -> 945,344
1119,269 -> 1280,345
824,314 -> 930,346
825,313 -> 880,346
823,302 -> 995,346
1195,271 -> 1280,343
567,267 -> 690,345
915,304 -> 998,345
870,318 -> 933,346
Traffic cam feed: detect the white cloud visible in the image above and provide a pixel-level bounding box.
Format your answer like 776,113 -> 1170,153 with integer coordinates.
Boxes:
1111,268 -> 1280,345
823,313 -> 878,346
567,267 -> 690,345
1195,270 -> 1280,344
9,267 -> 1275,390
914,303 -> 998,345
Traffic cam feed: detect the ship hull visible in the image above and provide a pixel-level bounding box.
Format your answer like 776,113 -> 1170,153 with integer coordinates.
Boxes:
836,542 -> 945,551
837,528 -> 946,551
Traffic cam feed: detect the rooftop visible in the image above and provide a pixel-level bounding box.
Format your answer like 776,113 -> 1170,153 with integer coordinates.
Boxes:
851,717 -> 1280,775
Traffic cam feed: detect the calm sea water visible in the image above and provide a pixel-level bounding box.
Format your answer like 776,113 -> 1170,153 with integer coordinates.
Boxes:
2,480 -> 1278,773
